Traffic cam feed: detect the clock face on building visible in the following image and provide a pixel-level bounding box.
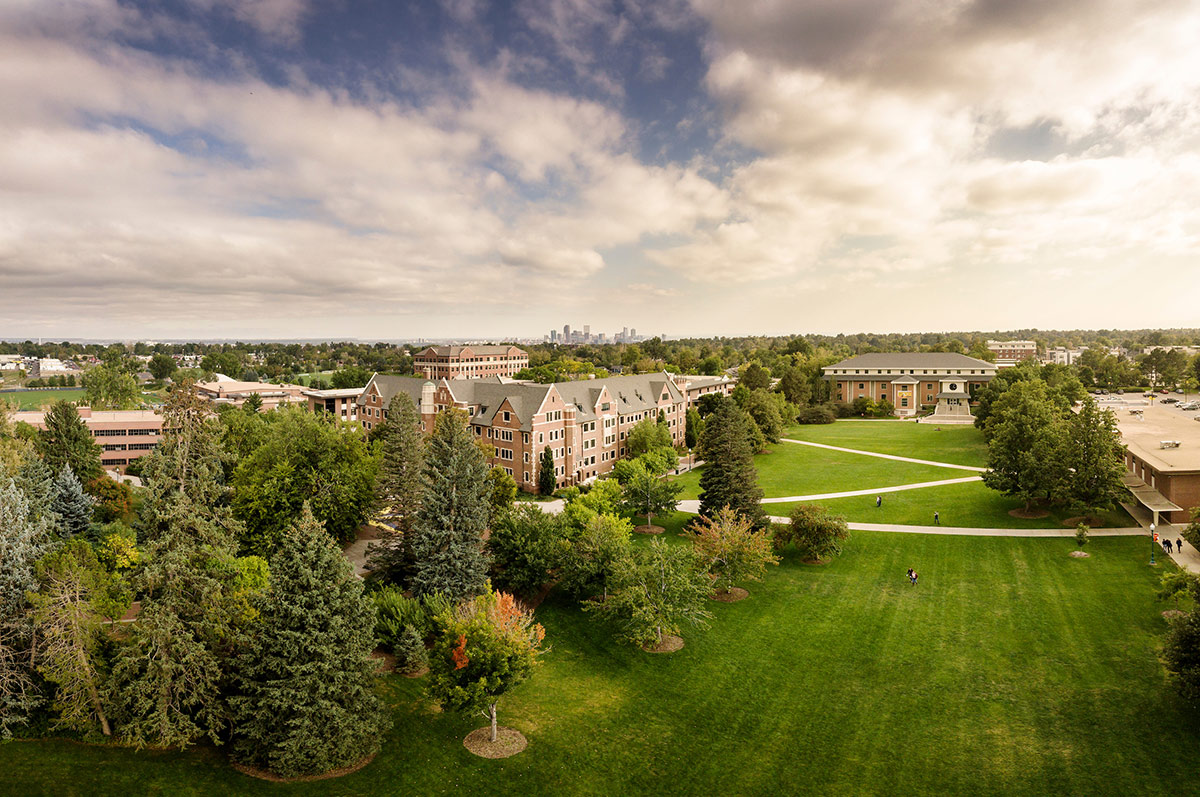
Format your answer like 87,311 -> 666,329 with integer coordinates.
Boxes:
949,383 -> 958,391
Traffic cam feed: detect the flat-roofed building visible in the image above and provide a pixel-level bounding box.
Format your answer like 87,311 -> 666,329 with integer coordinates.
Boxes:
303,387 -> 363,422
357,371 -> 688,492
414,345 -> 529,380
1113,401 -> 1200,525
823,353 -> 998,419
676,374 -> 737,406
195,380 -> 306,410
987,340 -> 1037,368
14,407 -> 163,472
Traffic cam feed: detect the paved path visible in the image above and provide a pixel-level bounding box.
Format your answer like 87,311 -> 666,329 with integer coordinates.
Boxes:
780,439 -> 987,472
1121,502 -> 1200,574
678,475 -> 982,513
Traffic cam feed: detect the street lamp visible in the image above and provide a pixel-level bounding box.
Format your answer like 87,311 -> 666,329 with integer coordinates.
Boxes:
1150,522 -> 1157,566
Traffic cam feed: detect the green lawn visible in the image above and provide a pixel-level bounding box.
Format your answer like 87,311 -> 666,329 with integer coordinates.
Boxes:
781,420 -> 989,468
673,441 -> 971,500
3,533 -> 1196,795
768,479 -> 1135,529
0,389 -> 161,411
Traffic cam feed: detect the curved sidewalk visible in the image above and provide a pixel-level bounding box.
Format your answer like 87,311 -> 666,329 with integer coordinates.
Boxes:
780,438 -> 986,472
678,476 -> 981,513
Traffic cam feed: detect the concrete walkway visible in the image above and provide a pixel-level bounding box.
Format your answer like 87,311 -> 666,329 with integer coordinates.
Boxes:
780,438 -> 987,473
678,475 -> 982,513
1120,501 -> 1200,574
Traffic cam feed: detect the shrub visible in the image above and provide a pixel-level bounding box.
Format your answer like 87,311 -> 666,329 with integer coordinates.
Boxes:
487,504 -> 567,597
395,624 -> 427,673
372,586 -> 429,650
774,504 -> 849,561
832,401 -> 855,418
874,399 -> 895,418
796,405 -> 836,424
1075,523 -> 1089,549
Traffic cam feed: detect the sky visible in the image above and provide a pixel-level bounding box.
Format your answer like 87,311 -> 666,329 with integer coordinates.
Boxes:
2,0 -> 1199,341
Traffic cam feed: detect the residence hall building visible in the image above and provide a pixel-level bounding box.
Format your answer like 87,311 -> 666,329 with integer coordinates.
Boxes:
986,340 -> 1038,368
357,371 -> 691,492
823,353 -> 998,418
413,345 -> 529,380
1113,401 -> 1200,526
14,407 -> 162,471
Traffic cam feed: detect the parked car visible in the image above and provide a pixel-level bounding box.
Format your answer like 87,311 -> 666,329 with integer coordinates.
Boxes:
1115,389 -> 1124,394
1180,402 -> 1200,411
1177,388 -> 1185,394
1160,389 -> 1170,394
1161,397 -> 1179,404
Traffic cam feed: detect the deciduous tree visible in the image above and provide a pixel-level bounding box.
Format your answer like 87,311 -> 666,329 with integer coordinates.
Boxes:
776,504 -> 850,562
486,504 -> 566,597
559,513 -> 633,602
982,381 -> 1068,511
621,468 -> 682,530
692,506 -> 779,594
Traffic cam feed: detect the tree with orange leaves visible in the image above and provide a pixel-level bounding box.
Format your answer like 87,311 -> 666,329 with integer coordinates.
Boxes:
427,586 -> 545,744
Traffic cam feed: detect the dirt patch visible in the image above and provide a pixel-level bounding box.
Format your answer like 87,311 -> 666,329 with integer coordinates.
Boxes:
1009,508 -> 1050,519
231,752 -> 378,782
463,727 -> 528,759
642,634 -> 684,653
711,587 -> 749,603
634,524 -> 665,535
1069,551 -> 1091,558
400,663 -> 429,679
371,650 -> 396,673
1063,515 -> 1104,528
1163,610 -> 1187,620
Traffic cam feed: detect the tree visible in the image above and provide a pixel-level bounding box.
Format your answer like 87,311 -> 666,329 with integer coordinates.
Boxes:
232,407 -> 378,553
621,468 -> 682,530
742,389 -> 785,443
684,408 -> 703,449
558,479 -> 625,531
487,467 -> 518,526
242,393 -> 263,414
29,540 -> 121,736
1162,579 -> 1200,701
697,398 -> 765,529
83,364 -> 140,410
1186,507 -> 1200,551
981,381 -> 1068,512
87,475 -> 132,524
230,506 -> 387,776
410,410 -> 492,601
36,401 -> 102,486
740,362 -> 771,391
559,513 -> 633,601
331,366 -> 372,390
776,504 -> 850,562
537,445 -> 556,496
486,504 -> 566,597
1059,397 -> 1126,517
14,456 -> 56,522
777,365 -> 812,407
588,539 -> 713,648
692,506 -> 779,594
148,353 -> 178,382
370,393 -> 425,585
427,586 -> 545,743
1075,523 -> 1089,550
625,417 -> 672,459
50,466 -> 94,539
200,351 -> 243,378
1158,570 -> 1196,609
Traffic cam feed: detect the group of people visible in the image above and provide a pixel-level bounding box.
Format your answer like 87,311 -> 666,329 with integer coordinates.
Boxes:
1163,538 -> 1185,554
906,568 -> 919,586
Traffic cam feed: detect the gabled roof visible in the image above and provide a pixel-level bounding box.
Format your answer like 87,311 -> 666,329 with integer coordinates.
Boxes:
416,345 -> 525,358
554,372 -> 683,421
824,353 -> 996,371
358,374 -> 431,408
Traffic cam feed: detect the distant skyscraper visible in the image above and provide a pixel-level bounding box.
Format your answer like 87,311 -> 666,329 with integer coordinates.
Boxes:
631,328 -> 637,340
563,324 -> 571,342
583,324 -> 590,338
622,326 -> 629,341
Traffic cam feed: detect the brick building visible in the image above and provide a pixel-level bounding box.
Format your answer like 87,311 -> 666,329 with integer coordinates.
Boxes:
15,407 -> 163,471
823,353 -> 997,418
303,387 -> 362,422
986,340 -> 1038,368
413,345 -> 529,380
358,371 -> 693,491
1114,402 -> 1200,526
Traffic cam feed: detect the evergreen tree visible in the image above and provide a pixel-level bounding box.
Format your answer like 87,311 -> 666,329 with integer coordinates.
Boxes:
370,393 -> 424,585
36,401 -> 102,486
538,446 -> 556,496
684,408 -> 702,449
697,398 -> 765,528
16,457 -> 57,522
230,506 -> 387,777
49,465 -> 94,539
410,410 -> 492,600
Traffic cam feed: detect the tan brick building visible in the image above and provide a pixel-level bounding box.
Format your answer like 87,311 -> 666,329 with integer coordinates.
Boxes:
195,379 -> 306,410
15,407 -> 163,472
823,353 -> 997,417
413,345 -> 529,380
1115,402 -> 1200,525
358,371 -> 693,492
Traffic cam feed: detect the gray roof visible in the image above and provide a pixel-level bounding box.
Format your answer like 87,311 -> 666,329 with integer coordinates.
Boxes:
447,381 -> 552,431
358,374 -> 430,408
824,353 -> 996,371
554,372 -> 684,423
416,345 -> 525,357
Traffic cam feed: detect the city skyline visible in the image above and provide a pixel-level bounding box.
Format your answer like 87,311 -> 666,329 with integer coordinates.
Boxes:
3,1 -> 1199,339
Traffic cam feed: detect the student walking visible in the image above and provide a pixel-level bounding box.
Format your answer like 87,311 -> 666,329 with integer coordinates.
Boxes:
1178,539 -> 1185,552
912,571 -> 919,586
876,495 -> 882,508
1165,539 -> 1174,554
906,568 -> 914,584
933,511 -> 940,526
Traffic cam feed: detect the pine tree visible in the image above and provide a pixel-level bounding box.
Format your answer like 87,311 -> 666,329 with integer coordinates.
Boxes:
697,398 -> 765,528
538,445 -> 556,496
410,410 -> 492,601
36,401 -> 102,486
49,466 -> 94,539
15,457 -> 57,522
370,393 -> 424,585
230,505 -> 387,777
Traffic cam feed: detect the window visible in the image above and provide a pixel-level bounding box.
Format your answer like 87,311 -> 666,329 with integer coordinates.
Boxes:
503,411 -> 510,422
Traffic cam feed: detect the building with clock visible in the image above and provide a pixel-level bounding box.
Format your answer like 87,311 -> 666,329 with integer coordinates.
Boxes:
822,353 -> 998,421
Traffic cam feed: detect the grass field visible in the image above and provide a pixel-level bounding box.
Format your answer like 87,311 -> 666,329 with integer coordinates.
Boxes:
781,420 -> 989,468
0,389 -> 161,411
672,439 -> 970,500
769,479 -> 1135,528
3,532 -> 1195,795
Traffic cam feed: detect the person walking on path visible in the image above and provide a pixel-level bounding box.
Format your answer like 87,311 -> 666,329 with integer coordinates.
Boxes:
1178,539 -> 1184,552
1165,539 -> 1174,554
933,511 -> 940,526
877,495 -> 882,508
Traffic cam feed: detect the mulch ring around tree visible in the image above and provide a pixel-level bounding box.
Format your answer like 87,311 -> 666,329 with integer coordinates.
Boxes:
642,634 -> 684,653
1009,507 -> 1050,519
711,587 -> 749,603
1063,515 -> 1105,528
231,752 -> 378,783
463,727 -> 528,759
1069,551 -> 1091,558
634,524 -> 665,535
